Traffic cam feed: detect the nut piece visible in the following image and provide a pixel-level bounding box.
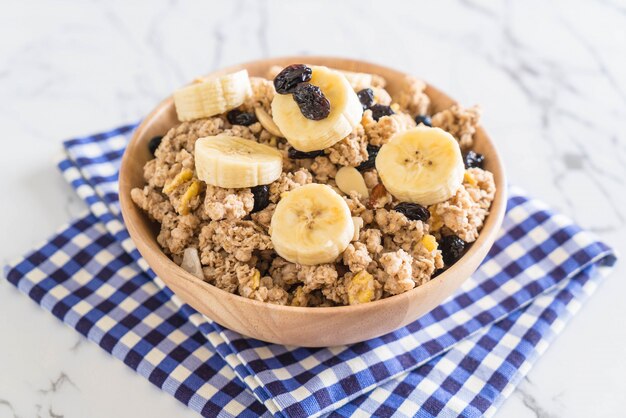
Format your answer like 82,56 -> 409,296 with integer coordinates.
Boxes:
255,107 -> 284,137
351,216 -> 364,241
181,247 -> 204,279
335,166 -> 369,198
368,183 -> 391,208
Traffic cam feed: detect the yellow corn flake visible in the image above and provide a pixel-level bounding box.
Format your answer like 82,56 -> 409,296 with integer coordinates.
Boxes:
347,270 -> 375,305
163,168 -> 194,194
177,180 -> 200,215
390,103 -> 400,112
250,269 -> 261,290
422,234 -> 438,252
291,286 -> 308,307
464,171 -> 477,186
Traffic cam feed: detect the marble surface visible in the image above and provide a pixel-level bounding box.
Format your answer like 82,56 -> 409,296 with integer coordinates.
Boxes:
1,0 -> 624,416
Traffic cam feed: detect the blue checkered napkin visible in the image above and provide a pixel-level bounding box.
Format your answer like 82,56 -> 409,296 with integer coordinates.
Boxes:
59,127 -> 620,416
3,124 -> 617,418
60,126 -> 617,416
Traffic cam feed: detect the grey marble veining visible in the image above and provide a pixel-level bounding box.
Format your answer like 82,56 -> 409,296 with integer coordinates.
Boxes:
0,1 -> 624,417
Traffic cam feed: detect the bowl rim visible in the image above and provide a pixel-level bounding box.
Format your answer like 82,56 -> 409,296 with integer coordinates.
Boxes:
119,55 -> 507,314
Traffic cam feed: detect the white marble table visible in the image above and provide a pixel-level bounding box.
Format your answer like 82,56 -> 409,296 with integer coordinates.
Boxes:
1,1 -> 624,416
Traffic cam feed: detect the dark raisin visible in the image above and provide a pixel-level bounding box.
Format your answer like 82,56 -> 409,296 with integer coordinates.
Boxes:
227,109 -> 257,126
393,202 -> 430,222
357,145 -> 380,171
415,115 -> 432,127
273,64 -> 312,94
370,104 -> 394,121
432,268 -> 445,277
357,88 -> 375,110
148,136 -> 163,156
440,235 -> 467,265
251,185 -> 270,213
292,83 -> 331,120
464,151 -> 485,169
335,263 -> 350,277
287,147 -> 325,159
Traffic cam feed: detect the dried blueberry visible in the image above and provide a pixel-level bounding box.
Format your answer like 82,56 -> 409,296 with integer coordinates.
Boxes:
357,88 -> 375,110
464,151 -> 485,169
288,148 -> 325,159
440,235 -> 467,265
357,145 -> 380,171
227,109 -> 257,126
393,202 -> 430,222
415,115 -> 432,127
370,104 -> 394,121
273,64 -> 312,94
251,185 -> 270,213
148,136 -> 163,156
292,83 -> 331,120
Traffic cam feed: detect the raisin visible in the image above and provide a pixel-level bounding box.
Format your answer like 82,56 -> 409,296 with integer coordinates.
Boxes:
370,104 -> 394,121
227,109 -> 257,126
357,145 -> 380,171
440,235 -> 467,265
335,263 -> 350,277
464,151 -> 485,169
292,83 -> 331,120
251,185 -> 270,213
273,64 -> 312,94
393,202 -> 430,222
288,148 -> 325,159
148,136 -> 163,156
356,88 -> 375,110
415,115 -> 432,127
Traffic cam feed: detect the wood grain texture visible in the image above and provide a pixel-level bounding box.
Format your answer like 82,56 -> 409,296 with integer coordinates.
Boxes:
118,57 -> 507,347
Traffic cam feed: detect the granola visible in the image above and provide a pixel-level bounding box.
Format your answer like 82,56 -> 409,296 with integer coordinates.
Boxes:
131,65 -> 496,307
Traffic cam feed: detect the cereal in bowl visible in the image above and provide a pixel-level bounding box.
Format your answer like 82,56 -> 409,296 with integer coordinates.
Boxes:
131,65 -> 495,307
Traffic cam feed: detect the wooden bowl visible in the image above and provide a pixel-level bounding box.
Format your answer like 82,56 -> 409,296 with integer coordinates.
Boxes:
119,57 -> 507,347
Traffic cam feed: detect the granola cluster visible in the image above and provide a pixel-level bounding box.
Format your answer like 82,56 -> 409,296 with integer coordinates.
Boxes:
131,69 -> 494,307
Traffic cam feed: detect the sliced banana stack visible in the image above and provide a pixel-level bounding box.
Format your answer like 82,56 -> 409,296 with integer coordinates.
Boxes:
173,70 -> 252,122
271,66 -> 363,152
376,127 -> 465,205
270,184 -> 354,265
195,135 -> 282,188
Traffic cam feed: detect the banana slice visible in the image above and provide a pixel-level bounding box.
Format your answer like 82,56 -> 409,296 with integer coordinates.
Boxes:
270,184 -> 354,265
195,135 -> 282,188
174,70 -> 252,122
254,107 -> 283,137
271,66 -> 363,152
375,127 -> 465,205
